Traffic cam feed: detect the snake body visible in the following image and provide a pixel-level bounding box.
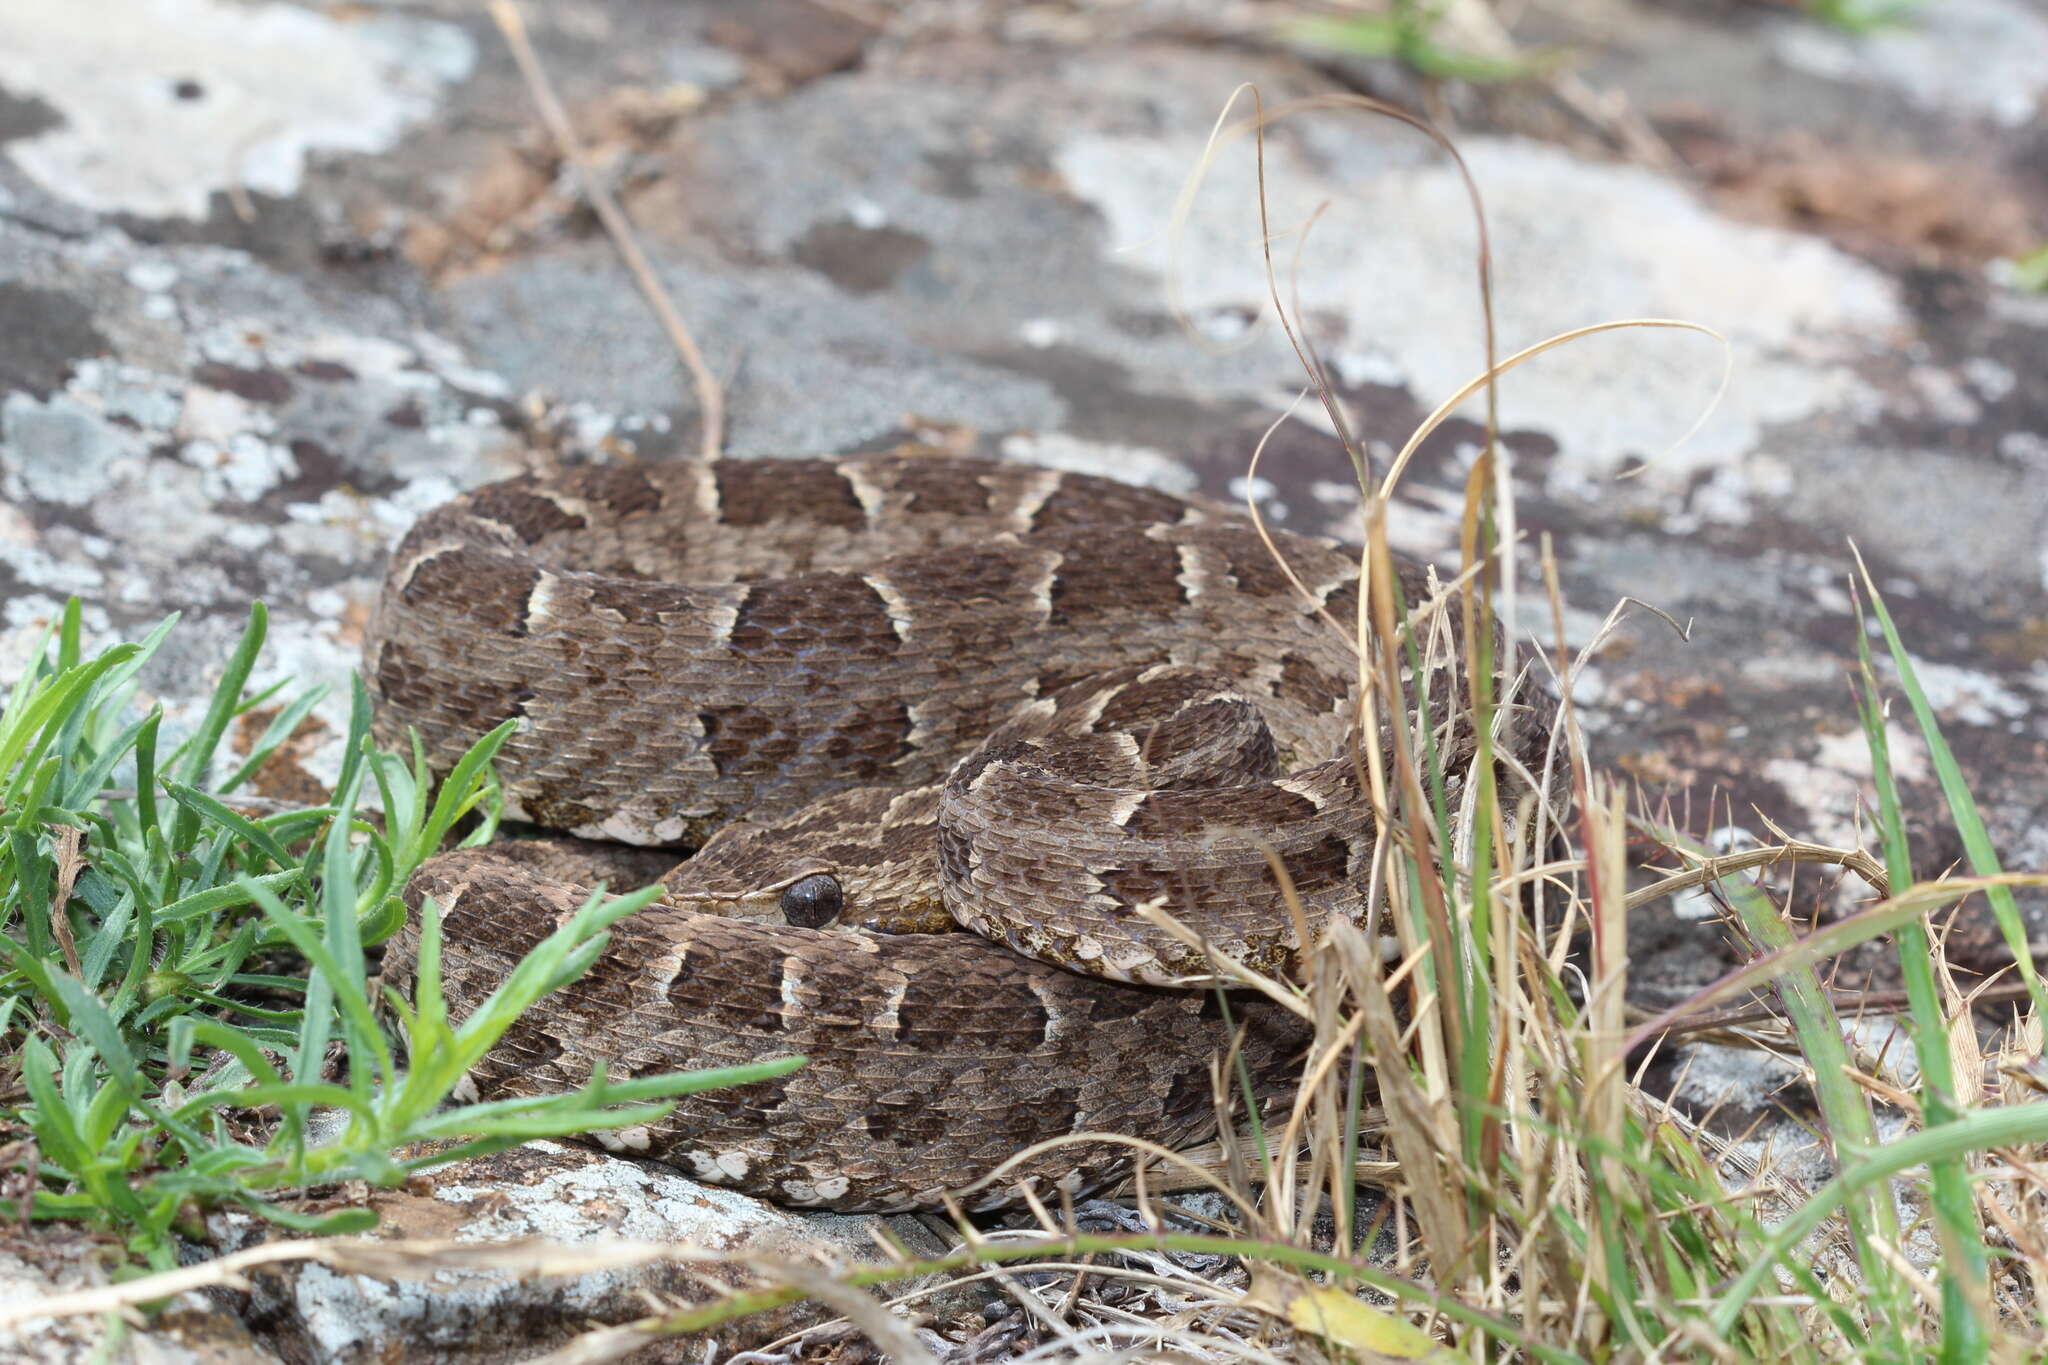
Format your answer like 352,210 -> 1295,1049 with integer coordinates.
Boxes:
370,455 -> 1523,1211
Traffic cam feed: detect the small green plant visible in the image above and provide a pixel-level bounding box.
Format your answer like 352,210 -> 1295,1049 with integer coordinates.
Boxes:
1286,2 -> 1549,83
2012,243 -> 2048,292
1,601 -> 800,1269
1804,0 -> 1924,33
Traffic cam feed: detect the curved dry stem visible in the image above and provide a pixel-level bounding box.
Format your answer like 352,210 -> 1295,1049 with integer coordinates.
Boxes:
1169,90 -> 1505,488
1242,389 -> 1362,648
1375,318 -> 1730,511
752,1258 -> 1252,1361
1624,838 -> 1891,914
1625,868 -> 2048,1055
1167,83 -> 1276,355
946,1129 -> 1273,1227
491,2 -> 725,459
1129,898 -> 1316,1020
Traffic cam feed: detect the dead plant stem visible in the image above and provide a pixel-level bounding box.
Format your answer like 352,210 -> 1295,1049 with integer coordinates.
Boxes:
490,2 -> 725,459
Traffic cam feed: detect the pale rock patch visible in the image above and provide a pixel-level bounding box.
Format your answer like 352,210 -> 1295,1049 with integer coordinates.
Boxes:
0,0 -> 475,218
1056,134 -> 1905,488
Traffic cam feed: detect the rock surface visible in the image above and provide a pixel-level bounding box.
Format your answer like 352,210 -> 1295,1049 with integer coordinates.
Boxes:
0,1228 -> 282,1364
2,0 -> 2045,1356
209,1141 -> 962,1362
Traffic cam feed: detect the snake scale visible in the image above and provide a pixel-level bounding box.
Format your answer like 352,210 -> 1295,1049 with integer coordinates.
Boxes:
370,454 -> 1533,1212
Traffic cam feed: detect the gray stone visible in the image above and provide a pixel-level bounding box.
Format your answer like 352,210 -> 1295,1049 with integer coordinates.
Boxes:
0,1232 -> 282,1364
207,1141 -> 963,1363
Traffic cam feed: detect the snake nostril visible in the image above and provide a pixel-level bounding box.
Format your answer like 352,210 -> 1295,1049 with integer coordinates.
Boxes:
780,873 -> 844,928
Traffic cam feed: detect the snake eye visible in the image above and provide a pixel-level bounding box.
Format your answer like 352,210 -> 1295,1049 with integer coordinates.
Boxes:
779,874 -> 843,928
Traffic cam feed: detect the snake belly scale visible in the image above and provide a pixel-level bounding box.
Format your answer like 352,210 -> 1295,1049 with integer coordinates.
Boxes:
370,454 -> 1513,1212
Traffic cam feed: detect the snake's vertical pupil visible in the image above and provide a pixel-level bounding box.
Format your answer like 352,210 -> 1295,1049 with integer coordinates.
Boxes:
780,874 -> 843,927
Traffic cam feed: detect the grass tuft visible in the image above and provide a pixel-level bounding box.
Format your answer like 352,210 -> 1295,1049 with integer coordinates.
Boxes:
0,601 -> 800,1270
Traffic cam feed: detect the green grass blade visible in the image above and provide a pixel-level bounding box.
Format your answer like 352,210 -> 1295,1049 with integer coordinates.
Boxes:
216,683 -> 329,796
160,782 -> 302,872
403,719 -> 515,868
1851,580 -> 1989,1362
169,1016 -> 286,1088
153,871 -> 304,927
241,878 -> 385,1087
43,972 -> 142,1099
166,602 -> 268,852
1853,547 -> 2046,1020
18,1036 -> 92,1172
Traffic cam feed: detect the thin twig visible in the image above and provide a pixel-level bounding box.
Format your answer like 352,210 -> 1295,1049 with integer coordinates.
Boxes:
0,1236 -> 697,1327
1623,840 -> 1890,913
760,1261 -> 941,1365
1628,980 -> 2038,1044
490,2 -> 725,459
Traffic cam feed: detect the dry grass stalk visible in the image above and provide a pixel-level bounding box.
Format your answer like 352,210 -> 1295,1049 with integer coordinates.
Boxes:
489,2 -> 725,459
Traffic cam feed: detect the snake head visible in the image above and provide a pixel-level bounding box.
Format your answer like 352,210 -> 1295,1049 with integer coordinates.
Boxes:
663,786 -> 956,936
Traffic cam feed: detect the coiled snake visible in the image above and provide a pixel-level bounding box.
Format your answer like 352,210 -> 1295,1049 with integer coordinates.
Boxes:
370,455 -> 1534,1211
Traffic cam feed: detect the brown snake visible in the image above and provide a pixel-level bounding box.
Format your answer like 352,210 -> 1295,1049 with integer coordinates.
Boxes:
369,455 -> 1536,1211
